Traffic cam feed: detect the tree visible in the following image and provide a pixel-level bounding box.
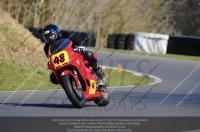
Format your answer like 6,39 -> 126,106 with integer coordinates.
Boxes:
171,0 -> 200,36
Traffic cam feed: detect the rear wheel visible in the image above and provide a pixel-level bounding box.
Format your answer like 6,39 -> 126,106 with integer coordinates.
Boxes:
94,86 -> 110,106
61,74 -> 85,108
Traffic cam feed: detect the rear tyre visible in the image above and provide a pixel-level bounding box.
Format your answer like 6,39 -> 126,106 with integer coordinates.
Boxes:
94,86 -> 110,106
61,74 -> 85,108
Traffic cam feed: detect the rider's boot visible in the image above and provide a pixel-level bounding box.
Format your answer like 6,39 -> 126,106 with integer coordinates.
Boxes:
92,63 -> 105,79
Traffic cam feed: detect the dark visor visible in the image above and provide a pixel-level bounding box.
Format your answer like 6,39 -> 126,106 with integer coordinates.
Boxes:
44,34 -> 56,43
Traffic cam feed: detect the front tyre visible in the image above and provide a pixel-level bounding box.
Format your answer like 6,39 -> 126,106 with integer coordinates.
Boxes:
61,74 -> 85,108
94,86 -> 110,106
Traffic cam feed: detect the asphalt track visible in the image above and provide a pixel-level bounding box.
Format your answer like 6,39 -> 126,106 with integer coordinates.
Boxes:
0,51 -> 200,131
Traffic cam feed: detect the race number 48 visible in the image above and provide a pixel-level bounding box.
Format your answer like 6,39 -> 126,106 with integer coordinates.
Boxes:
51,51 -> 69,69
54,53 -> 65,64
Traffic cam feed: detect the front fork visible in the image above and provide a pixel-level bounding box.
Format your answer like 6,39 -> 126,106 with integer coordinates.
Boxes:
60,69 -> 81,88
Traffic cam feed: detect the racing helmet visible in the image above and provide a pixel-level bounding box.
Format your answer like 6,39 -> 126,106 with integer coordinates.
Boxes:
43,24 -> 61,43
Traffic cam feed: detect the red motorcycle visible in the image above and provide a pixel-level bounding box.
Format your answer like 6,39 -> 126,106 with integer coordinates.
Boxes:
47,39 -> 109,108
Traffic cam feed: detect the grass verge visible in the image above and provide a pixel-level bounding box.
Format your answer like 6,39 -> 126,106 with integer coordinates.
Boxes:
0,63 -> 56,91
103,68 -> 153,86
0,66 -> 153,91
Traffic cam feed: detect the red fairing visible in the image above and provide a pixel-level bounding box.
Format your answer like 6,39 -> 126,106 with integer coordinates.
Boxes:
47,62 -> 54,70
67,50 -> 100,101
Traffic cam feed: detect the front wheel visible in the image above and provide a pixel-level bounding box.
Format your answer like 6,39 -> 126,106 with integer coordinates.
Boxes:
61,74 -> 85,108
94,86 -> 110,106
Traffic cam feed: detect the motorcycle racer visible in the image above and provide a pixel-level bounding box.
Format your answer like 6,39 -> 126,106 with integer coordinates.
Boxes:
43,24 -> 105,84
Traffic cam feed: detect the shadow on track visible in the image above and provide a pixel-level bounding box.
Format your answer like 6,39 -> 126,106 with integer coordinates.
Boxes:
1,103 -> 95,109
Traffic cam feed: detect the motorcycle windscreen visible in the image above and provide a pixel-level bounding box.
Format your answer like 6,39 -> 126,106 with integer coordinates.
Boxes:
49,39 -> 71,54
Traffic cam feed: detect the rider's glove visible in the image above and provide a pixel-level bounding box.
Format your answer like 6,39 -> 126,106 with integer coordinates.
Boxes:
74,46 -> 87,53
